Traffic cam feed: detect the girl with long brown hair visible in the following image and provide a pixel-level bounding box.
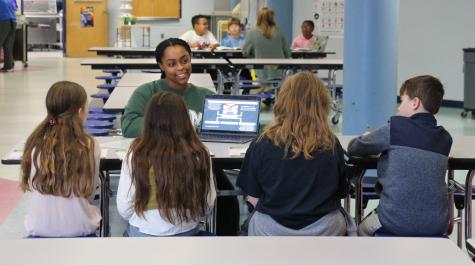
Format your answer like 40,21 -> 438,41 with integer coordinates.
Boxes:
117,92 -> 216,236
21,81 -> 101,237
237,72 -> 354,236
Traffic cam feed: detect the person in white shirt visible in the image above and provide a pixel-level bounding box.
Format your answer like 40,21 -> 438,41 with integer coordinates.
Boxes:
21,81 -> 101,238
180,14 -> 219,49
117,92 -> 216,237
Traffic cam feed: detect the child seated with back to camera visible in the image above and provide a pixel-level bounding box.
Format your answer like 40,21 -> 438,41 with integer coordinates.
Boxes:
237,72 -> 356,236
21,81 -> 101,238
117,92 -> 216,237
347,75 -> 453,236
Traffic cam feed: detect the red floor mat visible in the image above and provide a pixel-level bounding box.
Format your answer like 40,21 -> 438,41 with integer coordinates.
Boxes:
0,179 -> 23,224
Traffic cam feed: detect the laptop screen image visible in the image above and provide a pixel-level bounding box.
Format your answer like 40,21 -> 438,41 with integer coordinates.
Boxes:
200,95 -> 261,135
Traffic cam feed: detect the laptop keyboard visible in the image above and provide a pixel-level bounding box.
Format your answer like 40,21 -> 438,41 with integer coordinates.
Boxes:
199,133 -> 253,143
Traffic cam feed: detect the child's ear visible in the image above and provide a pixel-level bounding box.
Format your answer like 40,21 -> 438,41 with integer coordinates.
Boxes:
412,97 -> 422,110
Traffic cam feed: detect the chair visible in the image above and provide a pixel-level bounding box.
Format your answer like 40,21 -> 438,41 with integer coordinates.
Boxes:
239,83 -> 261,94
95,75 -> 121,84
350,175 -> 379,210
85,128 -> 110,136
141,69 -> 161,73
88,107 -> 114,114
103,69 -> 122,76
374,231 -> 449,239
87,113 -> 117,122
453,183 -> 475,248
97,84 -> 116,93
90,93 -> 110,104
196,230 -> 215,236
84,120 -> 113,129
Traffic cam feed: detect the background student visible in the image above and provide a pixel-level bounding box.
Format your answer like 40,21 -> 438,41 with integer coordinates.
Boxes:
237,72 -> 355,236
291,20 -> 317,49
242,7 -> 291,90
348,75 -> 452,236
180,14 -> 219,49
20,81 -> 101,237
117,92 -> 216,236
0,0 -> 17,72
220,17 -> 244,48
121,38 -> 213,138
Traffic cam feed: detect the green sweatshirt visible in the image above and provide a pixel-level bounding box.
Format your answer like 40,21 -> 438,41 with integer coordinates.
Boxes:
121,79 -> 215,138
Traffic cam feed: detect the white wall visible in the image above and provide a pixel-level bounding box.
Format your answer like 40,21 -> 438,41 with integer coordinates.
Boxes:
292,0 -> 475,101
399,0 -> 475,101
108,0 -> 215,48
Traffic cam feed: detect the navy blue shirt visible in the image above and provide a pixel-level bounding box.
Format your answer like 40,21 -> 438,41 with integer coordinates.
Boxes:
237,137 -> 346,230
0,0 -> 16,21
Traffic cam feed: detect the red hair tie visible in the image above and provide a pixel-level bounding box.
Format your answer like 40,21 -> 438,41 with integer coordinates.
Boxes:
49,117 -> 59,126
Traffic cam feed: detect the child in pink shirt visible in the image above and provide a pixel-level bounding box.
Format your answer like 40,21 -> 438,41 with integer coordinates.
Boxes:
291,20 -> 317,49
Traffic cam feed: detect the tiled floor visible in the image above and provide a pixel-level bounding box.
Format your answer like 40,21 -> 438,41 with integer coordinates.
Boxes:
1,52 -> 475,250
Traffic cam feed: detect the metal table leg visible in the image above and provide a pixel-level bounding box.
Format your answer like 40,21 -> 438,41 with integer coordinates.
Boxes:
217,69 -> 225,94
355,168 -> 367,225
231,69 -> 242,95
99,170 -> 110,237
465,170 -> 475,244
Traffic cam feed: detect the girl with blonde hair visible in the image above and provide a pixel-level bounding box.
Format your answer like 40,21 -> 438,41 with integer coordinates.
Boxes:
237,72 -> 354,236
21,81 -> 101,237
242,7 -> 291,86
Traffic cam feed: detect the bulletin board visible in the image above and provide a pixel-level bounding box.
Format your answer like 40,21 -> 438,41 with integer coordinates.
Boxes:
131,0 -> 181,19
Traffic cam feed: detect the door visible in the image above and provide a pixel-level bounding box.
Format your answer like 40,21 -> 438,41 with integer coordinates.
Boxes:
66,0 -> 108,57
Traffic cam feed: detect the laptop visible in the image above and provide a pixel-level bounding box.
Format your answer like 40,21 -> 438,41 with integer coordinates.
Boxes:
199,94 -> 261,144
310,35 -> 329,52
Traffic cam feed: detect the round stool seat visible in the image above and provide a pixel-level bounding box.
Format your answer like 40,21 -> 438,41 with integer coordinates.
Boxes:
88,108 -> 114,114
86,128 -> 110,136
240,84 -> 261,90
84,120 -> 113,129
141,70 -> 161,73
87,113 -> 116,121
103,69 -> 122,75
95,75 -> 121,81
91,93 -> 110,100
97,84 -> 116,90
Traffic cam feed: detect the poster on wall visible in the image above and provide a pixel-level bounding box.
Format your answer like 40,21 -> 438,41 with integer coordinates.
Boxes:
314,0 -> 344,35
80,6 -> 95,28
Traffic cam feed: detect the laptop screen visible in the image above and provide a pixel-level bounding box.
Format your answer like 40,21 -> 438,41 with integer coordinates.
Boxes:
201,95 -> 261,134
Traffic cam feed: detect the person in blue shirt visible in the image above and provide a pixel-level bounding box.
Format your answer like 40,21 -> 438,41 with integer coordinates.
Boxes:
0,0 -> 17,72
220,18 -> 244,48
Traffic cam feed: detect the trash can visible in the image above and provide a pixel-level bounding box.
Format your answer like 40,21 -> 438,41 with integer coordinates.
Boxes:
13,23 -> 28,67
462,48 -> 475,118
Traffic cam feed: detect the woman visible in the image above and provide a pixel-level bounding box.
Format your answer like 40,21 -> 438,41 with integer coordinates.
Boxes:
121,38 -> 214,138
242,7 -> 291,82
0,0 -> 17,72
